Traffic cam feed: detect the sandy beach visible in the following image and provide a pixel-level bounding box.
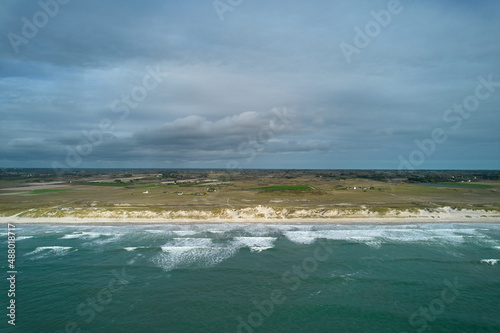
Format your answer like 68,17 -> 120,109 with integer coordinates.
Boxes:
2,206 -> 499,225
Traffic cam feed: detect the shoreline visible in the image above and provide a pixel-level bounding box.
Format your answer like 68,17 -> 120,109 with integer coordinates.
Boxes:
2,216 -> 500,226
2,206 -> 499,225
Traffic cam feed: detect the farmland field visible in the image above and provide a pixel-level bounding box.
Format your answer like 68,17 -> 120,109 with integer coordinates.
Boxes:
1,169 -> 499,217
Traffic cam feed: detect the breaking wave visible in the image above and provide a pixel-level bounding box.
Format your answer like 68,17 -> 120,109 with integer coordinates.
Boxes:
25,246 -> 73,259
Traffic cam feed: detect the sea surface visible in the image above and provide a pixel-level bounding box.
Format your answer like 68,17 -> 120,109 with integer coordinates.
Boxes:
2,223 -> 500,333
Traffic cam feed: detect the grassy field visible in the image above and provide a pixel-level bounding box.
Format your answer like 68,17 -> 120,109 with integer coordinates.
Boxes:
252,185 -> 313,191
437,182 -> 494,188
84,182 -> 129,187
26,189 -> 72,195
0,170 -> 499,217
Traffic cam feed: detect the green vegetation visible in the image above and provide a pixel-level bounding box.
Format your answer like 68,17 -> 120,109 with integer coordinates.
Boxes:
27,189 -> 71,195
85,182 -> 128,187
0,179 -> 29,185
438,182 -> 494,188
136,184 -> 162,189
191,182 -> 231,187
1,169 -> 499,217
252,185 -> 313,191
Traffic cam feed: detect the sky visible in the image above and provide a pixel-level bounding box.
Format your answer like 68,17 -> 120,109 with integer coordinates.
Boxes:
0,0 -> 499,170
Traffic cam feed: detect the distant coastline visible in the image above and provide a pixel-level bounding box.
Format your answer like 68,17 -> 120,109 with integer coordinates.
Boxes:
2,169 -> 499,226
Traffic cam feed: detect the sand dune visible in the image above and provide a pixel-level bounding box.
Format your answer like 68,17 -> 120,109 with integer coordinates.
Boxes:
1,206 -> 498,224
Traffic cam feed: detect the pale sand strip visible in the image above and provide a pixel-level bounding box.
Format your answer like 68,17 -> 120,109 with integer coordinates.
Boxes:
1,215 -> 499,225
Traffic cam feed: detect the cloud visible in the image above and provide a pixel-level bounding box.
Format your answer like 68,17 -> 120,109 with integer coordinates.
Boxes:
134,110 -> 295,145
0,0 -> 499,169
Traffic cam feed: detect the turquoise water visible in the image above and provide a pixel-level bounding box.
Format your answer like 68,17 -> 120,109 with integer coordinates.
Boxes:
2,223 -> 500,333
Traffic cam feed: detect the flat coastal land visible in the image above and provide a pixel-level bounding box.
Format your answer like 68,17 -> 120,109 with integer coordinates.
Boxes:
1,169 -> 499,224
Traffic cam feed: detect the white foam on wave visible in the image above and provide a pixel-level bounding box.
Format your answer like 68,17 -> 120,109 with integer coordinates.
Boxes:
283,226 -> 487,245
365,241 -> 382,248
125,246 -> 153,252
145,229 -> 169,234
60,231 -> 116,240
153,237 -> 236,272
25,246 -> 73,259
161,246 -> 202,251
16,236 -> 34,241
233,237 -> 277,252
245,224 -> 309,237
493,246 -> 500,250
60,234 -> 86,239
284,229 -> 381,244
382,229 -> 464,243
124,246 -> 149,251
67,231 -> 124,247
88,234 -> 124,246
170,238 -> 213,247
284,229 -> 362,244
283,231 -> 317,244
152,235 -> 279,272
172,230 -> 199,236
480,259 -> 499,265
159,239 -> 213,253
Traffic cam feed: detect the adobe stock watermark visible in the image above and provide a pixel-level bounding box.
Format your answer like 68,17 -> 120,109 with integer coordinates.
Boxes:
7,0 -> 71,54
225,107 -> 294,171
213,0 -> 244,22
51,65 -> 168,175
58,267 -> 135,333
402,278 -> 460,333
399,74 -> 500,170
235,239 -> 334,333
339,0 -> 405,64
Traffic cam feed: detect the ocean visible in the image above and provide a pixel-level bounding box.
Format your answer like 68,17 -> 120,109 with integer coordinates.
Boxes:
2,223 -> 500,333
